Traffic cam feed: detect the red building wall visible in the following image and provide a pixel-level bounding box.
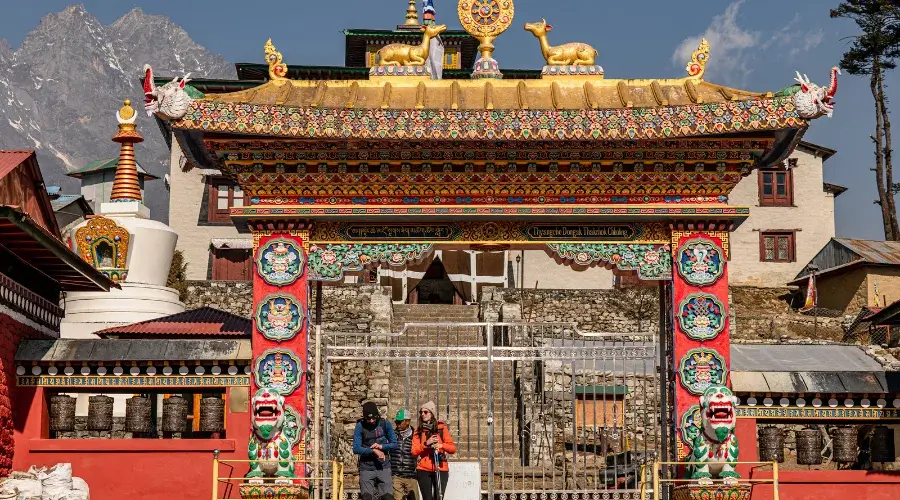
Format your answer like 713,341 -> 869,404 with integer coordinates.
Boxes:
13,386 -> 251,500
1,311 -> 43,477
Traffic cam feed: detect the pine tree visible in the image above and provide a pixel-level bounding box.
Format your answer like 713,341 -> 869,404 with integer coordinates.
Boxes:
831,0 -> 900,239
167,249 -> 189,302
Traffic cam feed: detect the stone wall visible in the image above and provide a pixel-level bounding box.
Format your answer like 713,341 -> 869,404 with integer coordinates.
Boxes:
482,286 -> 660,333
730,286 -> 847,343
183,281 -> 393,334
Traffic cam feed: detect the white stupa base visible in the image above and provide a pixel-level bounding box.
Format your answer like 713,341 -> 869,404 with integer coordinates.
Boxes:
60,282 -> 185,339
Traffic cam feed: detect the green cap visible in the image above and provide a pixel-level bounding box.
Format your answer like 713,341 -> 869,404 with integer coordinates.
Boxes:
394,409 -> 411,421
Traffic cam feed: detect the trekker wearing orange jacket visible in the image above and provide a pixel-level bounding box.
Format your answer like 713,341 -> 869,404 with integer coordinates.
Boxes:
411,401 -> 456,500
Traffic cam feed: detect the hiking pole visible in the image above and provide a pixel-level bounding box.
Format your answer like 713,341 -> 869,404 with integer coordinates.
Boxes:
433,446 -> 443,500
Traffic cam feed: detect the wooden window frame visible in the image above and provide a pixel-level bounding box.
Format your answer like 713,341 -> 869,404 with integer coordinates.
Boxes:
758,162 -> 794,207
759,231 -> 796,263
210,247 -> 253,281
207,178 -> 249,224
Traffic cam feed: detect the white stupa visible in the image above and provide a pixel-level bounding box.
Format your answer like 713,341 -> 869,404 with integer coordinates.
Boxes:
60,99 -> 185,338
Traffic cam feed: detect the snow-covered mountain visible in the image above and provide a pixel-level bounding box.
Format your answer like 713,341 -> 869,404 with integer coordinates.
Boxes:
0,5 -> 233,222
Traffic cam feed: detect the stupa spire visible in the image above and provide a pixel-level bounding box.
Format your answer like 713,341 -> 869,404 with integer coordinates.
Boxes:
405,0 -> 419,25
109,99 -> 144,202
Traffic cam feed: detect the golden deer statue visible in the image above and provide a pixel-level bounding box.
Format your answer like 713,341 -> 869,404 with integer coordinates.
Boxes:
376,24 -> 447,66
524,19 -> 598,66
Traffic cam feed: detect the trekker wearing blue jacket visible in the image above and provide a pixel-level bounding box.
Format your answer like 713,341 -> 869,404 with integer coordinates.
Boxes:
353,401 -> 398,500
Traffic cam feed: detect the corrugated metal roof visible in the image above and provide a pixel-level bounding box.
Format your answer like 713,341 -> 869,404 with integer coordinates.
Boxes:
15,339 -> 251,362
731,345 -> 882,372
49,194 -> 84,212
834,238 -> 900,266
0,151 -> 34,179
66,157 -> 158,179
94,307 -> 250,337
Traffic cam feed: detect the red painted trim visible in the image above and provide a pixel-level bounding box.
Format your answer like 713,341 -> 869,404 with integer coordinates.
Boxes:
750,470 -> 900,483
28,439 -> 236,453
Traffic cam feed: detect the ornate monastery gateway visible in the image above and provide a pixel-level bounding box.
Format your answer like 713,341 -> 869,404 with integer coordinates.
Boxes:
147,0 -> 837,497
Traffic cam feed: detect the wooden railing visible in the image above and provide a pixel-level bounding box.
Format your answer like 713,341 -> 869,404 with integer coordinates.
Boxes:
0,271 -> 62,330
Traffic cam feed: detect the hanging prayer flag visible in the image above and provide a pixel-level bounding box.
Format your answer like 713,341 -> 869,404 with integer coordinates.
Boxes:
799,272 -> 817,312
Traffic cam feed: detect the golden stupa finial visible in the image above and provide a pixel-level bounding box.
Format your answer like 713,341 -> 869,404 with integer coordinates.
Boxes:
110,98 -> 144,203
264,38 -> 288,81
405,0 -> 420,25
686,38 -> 710,80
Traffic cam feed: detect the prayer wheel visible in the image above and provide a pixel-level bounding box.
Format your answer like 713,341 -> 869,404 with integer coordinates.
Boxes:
49,395 -> 76,431
87,395 -> 114,431
199,397 -> 225,432
757,426 -> 784,463
125,396 -> 152,433
161,396 -> 189,433
871,426 -> 896,463
795,428 -> 823,465
831,427 -> 858,463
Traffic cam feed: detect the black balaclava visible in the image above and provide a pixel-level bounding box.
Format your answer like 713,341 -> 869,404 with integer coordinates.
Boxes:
362,401 -> 379,430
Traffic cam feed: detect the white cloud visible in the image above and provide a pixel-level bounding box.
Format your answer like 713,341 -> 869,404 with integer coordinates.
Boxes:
672,1 -> 825,87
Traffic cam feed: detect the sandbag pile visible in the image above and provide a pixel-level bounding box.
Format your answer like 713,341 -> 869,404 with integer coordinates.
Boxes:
0,464 -> 89,500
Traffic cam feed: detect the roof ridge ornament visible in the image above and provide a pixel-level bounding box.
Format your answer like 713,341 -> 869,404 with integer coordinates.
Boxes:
793,66 -> 840,119
265,38 -> 288,82
686,38 -> 710,80
458,0 -> 514,79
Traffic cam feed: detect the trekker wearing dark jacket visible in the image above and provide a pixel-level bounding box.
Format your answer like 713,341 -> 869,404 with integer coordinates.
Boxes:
352,402 -> 398,500
390,409 -> 420,500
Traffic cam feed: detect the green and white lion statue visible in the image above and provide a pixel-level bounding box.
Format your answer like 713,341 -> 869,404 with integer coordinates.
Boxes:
687,385 -> 741,485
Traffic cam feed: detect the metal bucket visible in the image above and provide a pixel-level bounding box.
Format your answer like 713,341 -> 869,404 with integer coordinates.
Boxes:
871,426 -> 896,462
49,395 -> 76,431
161,396 -> 189,433
758,426 -> 784,463
87,395 -> 114,431
125,396 -> 152,433
199,397 -> 225,432
831,427 -> 858,463
796,428 -> 823,465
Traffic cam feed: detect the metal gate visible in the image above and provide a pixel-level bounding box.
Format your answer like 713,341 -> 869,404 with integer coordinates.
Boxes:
319,322 -> 660,500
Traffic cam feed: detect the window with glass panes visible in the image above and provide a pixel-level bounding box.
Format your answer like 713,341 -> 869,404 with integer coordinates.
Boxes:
207,178 -> 248,223
760,232 -> 795,263
758,162 -> 794,207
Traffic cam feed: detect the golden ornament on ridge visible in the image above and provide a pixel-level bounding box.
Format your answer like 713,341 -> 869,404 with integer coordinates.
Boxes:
376,24 -> 447,66
525,19 -> 598,66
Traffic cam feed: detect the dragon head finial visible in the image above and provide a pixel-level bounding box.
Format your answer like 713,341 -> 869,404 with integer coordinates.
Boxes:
142,64 -> 193,121
793,66 -> 841,119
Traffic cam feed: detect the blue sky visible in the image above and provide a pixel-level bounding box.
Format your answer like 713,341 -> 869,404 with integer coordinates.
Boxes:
0,0 -> 893,240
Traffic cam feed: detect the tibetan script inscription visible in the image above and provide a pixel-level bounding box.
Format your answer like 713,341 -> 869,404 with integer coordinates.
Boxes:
737,406 -> 900,420
524,224 -> 637,241
342,225 -> 460,241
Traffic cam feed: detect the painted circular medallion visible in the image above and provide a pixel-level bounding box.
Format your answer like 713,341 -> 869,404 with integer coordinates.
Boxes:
457,0 -> 514,38
675,238 -> 725,287
257,238 -> 305,286
680,404 -> 702,450
256,293 -> 306,341
283,404 -> 307,448
678,347 -> 727,395
677,293 -> 726,340
254,348 -> 304,396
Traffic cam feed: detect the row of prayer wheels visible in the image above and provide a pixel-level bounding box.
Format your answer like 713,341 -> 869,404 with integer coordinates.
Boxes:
759,426 -> 896,464
49,395 -> 224,433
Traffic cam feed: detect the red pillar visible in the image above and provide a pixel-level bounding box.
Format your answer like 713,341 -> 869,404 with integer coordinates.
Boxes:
671,233 -> 731,459
252,231 -> 310,460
